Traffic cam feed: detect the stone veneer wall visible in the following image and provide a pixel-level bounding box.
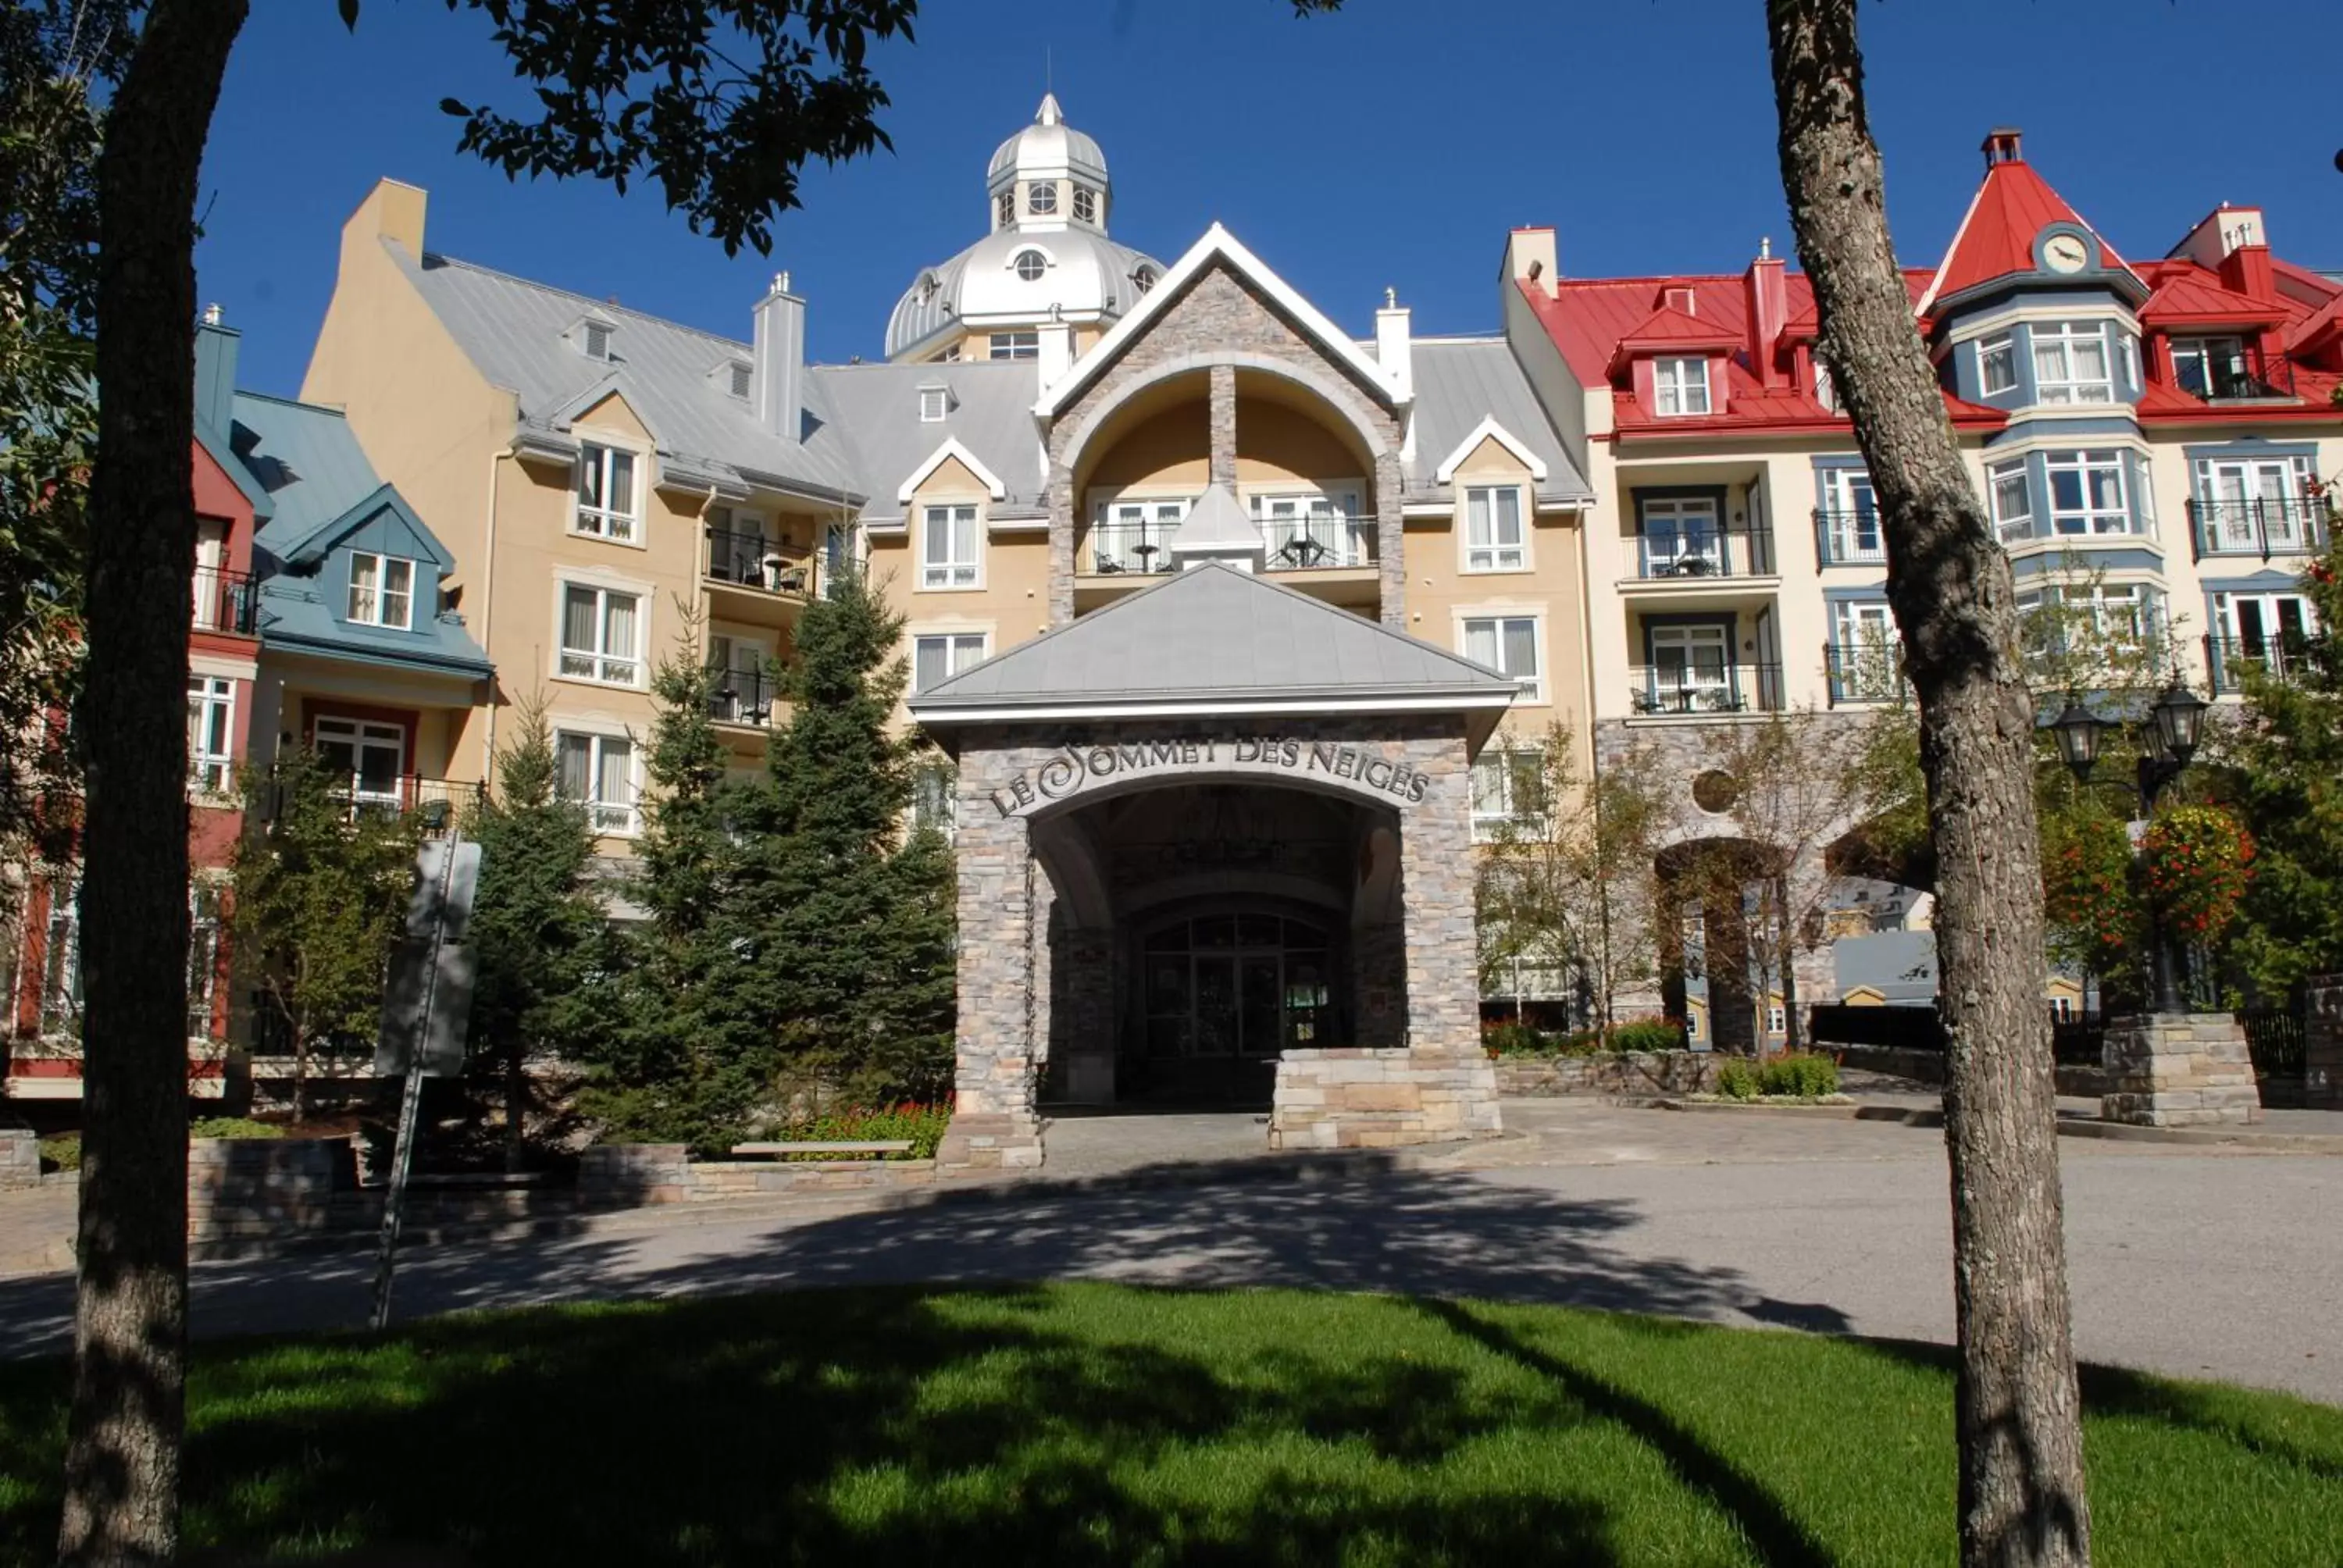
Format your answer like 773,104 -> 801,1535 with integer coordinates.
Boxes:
577,1144 -> 938,1206
1271,1047 -> 1501,1149
1493,1050 -> 1722,1098
943,715 -> 1495,1169
0,1126 -> 38,1191
187,1137 -> 355,1245
2306,975 -> 2343,1109
2100,1012 -> 2263,1127
1043,262 -> 1407,627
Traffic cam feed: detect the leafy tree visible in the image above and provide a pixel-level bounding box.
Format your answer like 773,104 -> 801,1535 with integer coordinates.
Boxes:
464,697 -> 604,1170
730,568 -> 954,1105
230,748 -> 421,1121
63,4 -> 917,1552
2224,538 -> 2343,991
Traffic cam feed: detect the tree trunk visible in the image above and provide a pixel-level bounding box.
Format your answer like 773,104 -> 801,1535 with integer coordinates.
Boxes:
1765,3 -> 2092,1565
505,1034 -> 528,1174
59,3 -> 248,1563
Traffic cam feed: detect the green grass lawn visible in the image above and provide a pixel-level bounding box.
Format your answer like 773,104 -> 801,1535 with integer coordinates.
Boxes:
1,1284 -> 2337,1566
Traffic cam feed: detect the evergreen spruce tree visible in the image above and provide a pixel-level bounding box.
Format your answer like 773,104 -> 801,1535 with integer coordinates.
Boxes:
733,568 -> 956,1104
464,697 -> 604,1168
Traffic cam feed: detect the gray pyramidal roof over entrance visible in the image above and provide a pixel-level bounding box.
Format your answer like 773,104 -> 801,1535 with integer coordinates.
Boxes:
908,562 -> 1519,737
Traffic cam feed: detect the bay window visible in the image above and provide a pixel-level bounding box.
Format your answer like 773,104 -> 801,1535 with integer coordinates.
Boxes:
1978,335 -> 2017,395
1988,458 -> 2034,543
2031,322 -> 2113,404
2045,450 -> 2130,535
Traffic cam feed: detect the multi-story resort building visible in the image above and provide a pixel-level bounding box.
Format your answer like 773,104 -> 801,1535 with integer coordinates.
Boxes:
4,105 -> 2333,1160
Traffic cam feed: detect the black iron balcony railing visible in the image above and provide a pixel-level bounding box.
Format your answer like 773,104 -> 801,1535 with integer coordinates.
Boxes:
1088,516 -> 1179,576
1261,511 -> 1375,570
1812,508 -> 1885,568
2174,341 -> 2296,402
1824,640 -> 1908,706
2205,633 -> 2319,695
334,775 -> 482,835
704,528 -> 812,594
1632,522 -> 1776,580
1628,661 -> 1785,717
193,565 -> 256,634
707,663 -> 783,727
2187,497 -> 2330,561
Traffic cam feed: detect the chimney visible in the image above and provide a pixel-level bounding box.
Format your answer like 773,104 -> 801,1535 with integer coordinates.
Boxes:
1505,227 -> 1558,300
752,270 -> 804,441
2170,204 -> 2266,270
1036,319 -> 1075,386
1375,287 -> 1413,400
1744,240 -> 1788,389
1982,127 -> 2024,169
2218,240 -> 2276,303
194,307 -> 240,435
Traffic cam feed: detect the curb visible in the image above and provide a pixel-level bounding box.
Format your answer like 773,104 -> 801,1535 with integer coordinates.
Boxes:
2052,1117 -> 2343,1153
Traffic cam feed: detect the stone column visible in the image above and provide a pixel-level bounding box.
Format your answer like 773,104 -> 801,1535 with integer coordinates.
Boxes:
1374,447 -> 1405,627
2101,1012 -> 2264,1127
2306,975 -> 2343,1109
1045,454 -> 1076,625
936,749 -> 1046,1173
1207,364 -> 1237,490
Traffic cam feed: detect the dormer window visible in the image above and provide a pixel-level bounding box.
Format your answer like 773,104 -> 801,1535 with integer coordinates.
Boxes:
1132,266 -> 1157,296
1653,356 -> 1711,416
348,551 -> 415,630
572,440 -> 640,542
1012,249 -> 1047,283
582,320 -> 613,361
996,190 -> 1014,229
1073,184 -> 1097,223
919,386 -> 951,422
2171,337 -> 2250,399
1026,180 -> 1057,216
2031,322 -> 2113,404
727,362 -> 753,401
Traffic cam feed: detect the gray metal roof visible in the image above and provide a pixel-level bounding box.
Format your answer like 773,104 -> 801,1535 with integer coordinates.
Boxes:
1403,337 -> 1592,504
1166,483 -> 1264,558
884,227 -> 1161,360
910,561 -> 1519,718
807,359 -> 1047,523
394,246 -> 866,501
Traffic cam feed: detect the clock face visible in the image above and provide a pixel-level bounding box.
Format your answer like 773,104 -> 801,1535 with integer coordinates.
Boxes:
2042,233 -> 2089,274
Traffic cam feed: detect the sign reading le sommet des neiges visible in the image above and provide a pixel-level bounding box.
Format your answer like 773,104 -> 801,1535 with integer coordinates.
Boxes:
989,736 -> 1432,817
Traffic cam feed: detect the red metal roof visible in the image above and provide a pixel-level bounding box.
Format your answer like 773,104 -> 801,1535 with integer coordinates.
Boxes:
2138,265 -> 2287,326
1917,154 -> 2139,313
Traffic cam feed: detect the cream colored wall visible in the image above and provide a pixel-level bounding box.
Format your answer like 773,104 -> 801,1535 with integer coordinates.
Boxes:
1084,402 -> 1207,494
1401,437 -> 1590,770
870,454 -> 1054,726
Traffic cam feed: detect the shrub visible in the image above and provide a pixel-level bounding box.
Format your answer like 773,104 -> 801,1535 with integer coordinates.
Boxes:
37,1135 -> 78,1173
782,1102 -> 951,1160
1483,1022 -> 1548,1057
189,1117 -> 284,1140
1608,1016 -> 1685,1054
1715,1060 -> 1761,1101
2142,804 -> 2255,944
1758,1052 -> 1840,1099
1551,1028 -> 1607,1057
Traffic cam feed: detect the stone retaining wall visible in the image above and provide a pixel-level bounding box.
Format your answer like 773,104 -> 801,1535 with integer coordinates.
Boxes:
577,1142 -> 939,1206
1493,1050 -> 1721,1098
0,1128 -> 37,1191
1269,1047 -> 1502,1150
188,1137 -> 354,1245
2102,1012 -> 2263,1128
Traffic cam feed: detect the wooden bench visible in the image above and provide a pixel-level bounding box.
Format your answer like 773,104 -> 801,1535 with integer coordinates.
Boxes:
727,1140 -> 914,1159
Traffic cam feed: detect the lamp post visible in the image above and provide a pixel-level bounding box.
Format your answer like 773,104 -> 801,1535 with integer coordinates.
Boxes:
2052,682 -> 2209,1014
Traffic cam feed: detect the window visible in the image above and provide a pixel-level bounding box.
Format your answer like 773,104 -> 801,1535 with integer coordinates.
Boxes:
997,190 -> 1014,228
2170,337 -> 2250,400
314,716 -> 405,811
1254,492 -> 1368,568
2120,333 -> 2141,390
2194,454 -> 2315,553
2045,450 -> 2130,535
1979,335 -> 2017,395
939,344 -> 961,363
2050,995 -> 2075,1023
989,331 -> 1039,361
1831,600 -> 1899,702
1653,356 -> 1711,416
1822,469 -> 1881,562
1767,1002 -> 1788,1035
1813,361 -> 1838,412
728,362 -> 753,400
582,320 -> 612,361
1132,266 -> 1157,296
556,731 -> 638,835
1092,497 -> 1189,572
572,441 -> 640,541
1642,622 -> 1733,713
1072,184 -> 1097,223
918,386 -> 950,422
1026,180 -> 1057,216
1462,616 -> 1542,703
1464,486 -> 1528,572
558,583 -> 643,686
1639,495 -> 1723,576
913,763 -> 956,839
1988,458 -> 2033,543
2031,322 -> 2113,404
920,504 -> 981,590
187,675 -> 234,795
1012,249 -> 1047,283
912,632 -> 988,694
1470,750 -> 1546,843
187,885 -> 222,1042
346,551 -> 415,629
40,875 -> 77,1038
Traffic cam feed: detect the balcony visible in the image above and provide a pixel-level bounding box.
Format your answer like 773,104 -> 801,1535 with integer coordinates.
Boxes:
333,775 -> 481,836
1812,508 -> 1886,568
2188,497 -> 2330,562
2206,633 -> 2319,695
707,664 -> 786,730
1261,511 -> 1374,572
2173,341 -> 2297,403
1628,522 -> 1776,583
1086,516 -> 1179,576
1628,661 -> 1785,718
1824,641 -> 1907,706
703,529 -> 813,622
193,565 -> 256,635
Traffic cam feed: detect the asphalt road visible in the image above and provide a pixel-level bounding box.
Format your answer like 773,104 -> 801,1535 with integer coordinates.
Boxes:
2,1103 -> 2335,1402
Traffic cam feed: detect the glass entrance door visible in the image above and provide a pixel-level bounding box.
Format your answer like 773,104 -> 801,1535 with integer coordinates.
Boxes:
1143,914 -> 1333,1060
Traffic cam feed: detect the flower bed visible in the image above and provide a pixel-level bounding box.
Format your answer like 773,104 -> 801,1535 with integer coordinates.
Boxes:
773,1103 -> 950,1161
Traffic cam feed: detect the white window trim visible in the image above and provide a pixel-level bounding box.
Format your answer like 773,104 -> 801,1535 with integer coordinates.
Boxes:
1457,483 -> 1533,575
1978,334 -> 2017,396
1469,747 -> 1547,844
1987,457 -> 2034,543
187,675 -> 236,799
1453,607 -> 1547,706
909,625 -> 993,696
345,550 -> 416,630
312,714 -> 408,811
553,722 -> 644,838
1086,490 -> 1194,574
2029,321 -> 2117,406
570,433 -> 649,549
2044,449 -> 2133,536
551,574 -> 651,691
918,385 -> 952,423
1242,483 -> 1371,568
918,502 -> 985,592
896,437 -> 1007,502
1653,356 -> 1713,417
1432,417 -> 1548,484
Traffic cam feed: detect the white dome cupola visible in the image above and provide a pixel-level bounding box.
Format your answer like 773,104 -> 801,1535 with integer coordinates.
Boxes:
986,92 -> 1111,233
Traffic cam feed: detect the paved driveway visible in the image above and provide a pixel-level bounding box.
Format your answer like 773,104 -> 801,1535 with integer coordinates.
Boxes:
2,1102 -> 2335,1402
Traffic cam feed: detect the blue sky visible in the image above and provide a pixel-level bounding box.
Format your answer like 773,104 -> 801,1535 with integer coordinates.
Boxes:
197,0 -> 2343,397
